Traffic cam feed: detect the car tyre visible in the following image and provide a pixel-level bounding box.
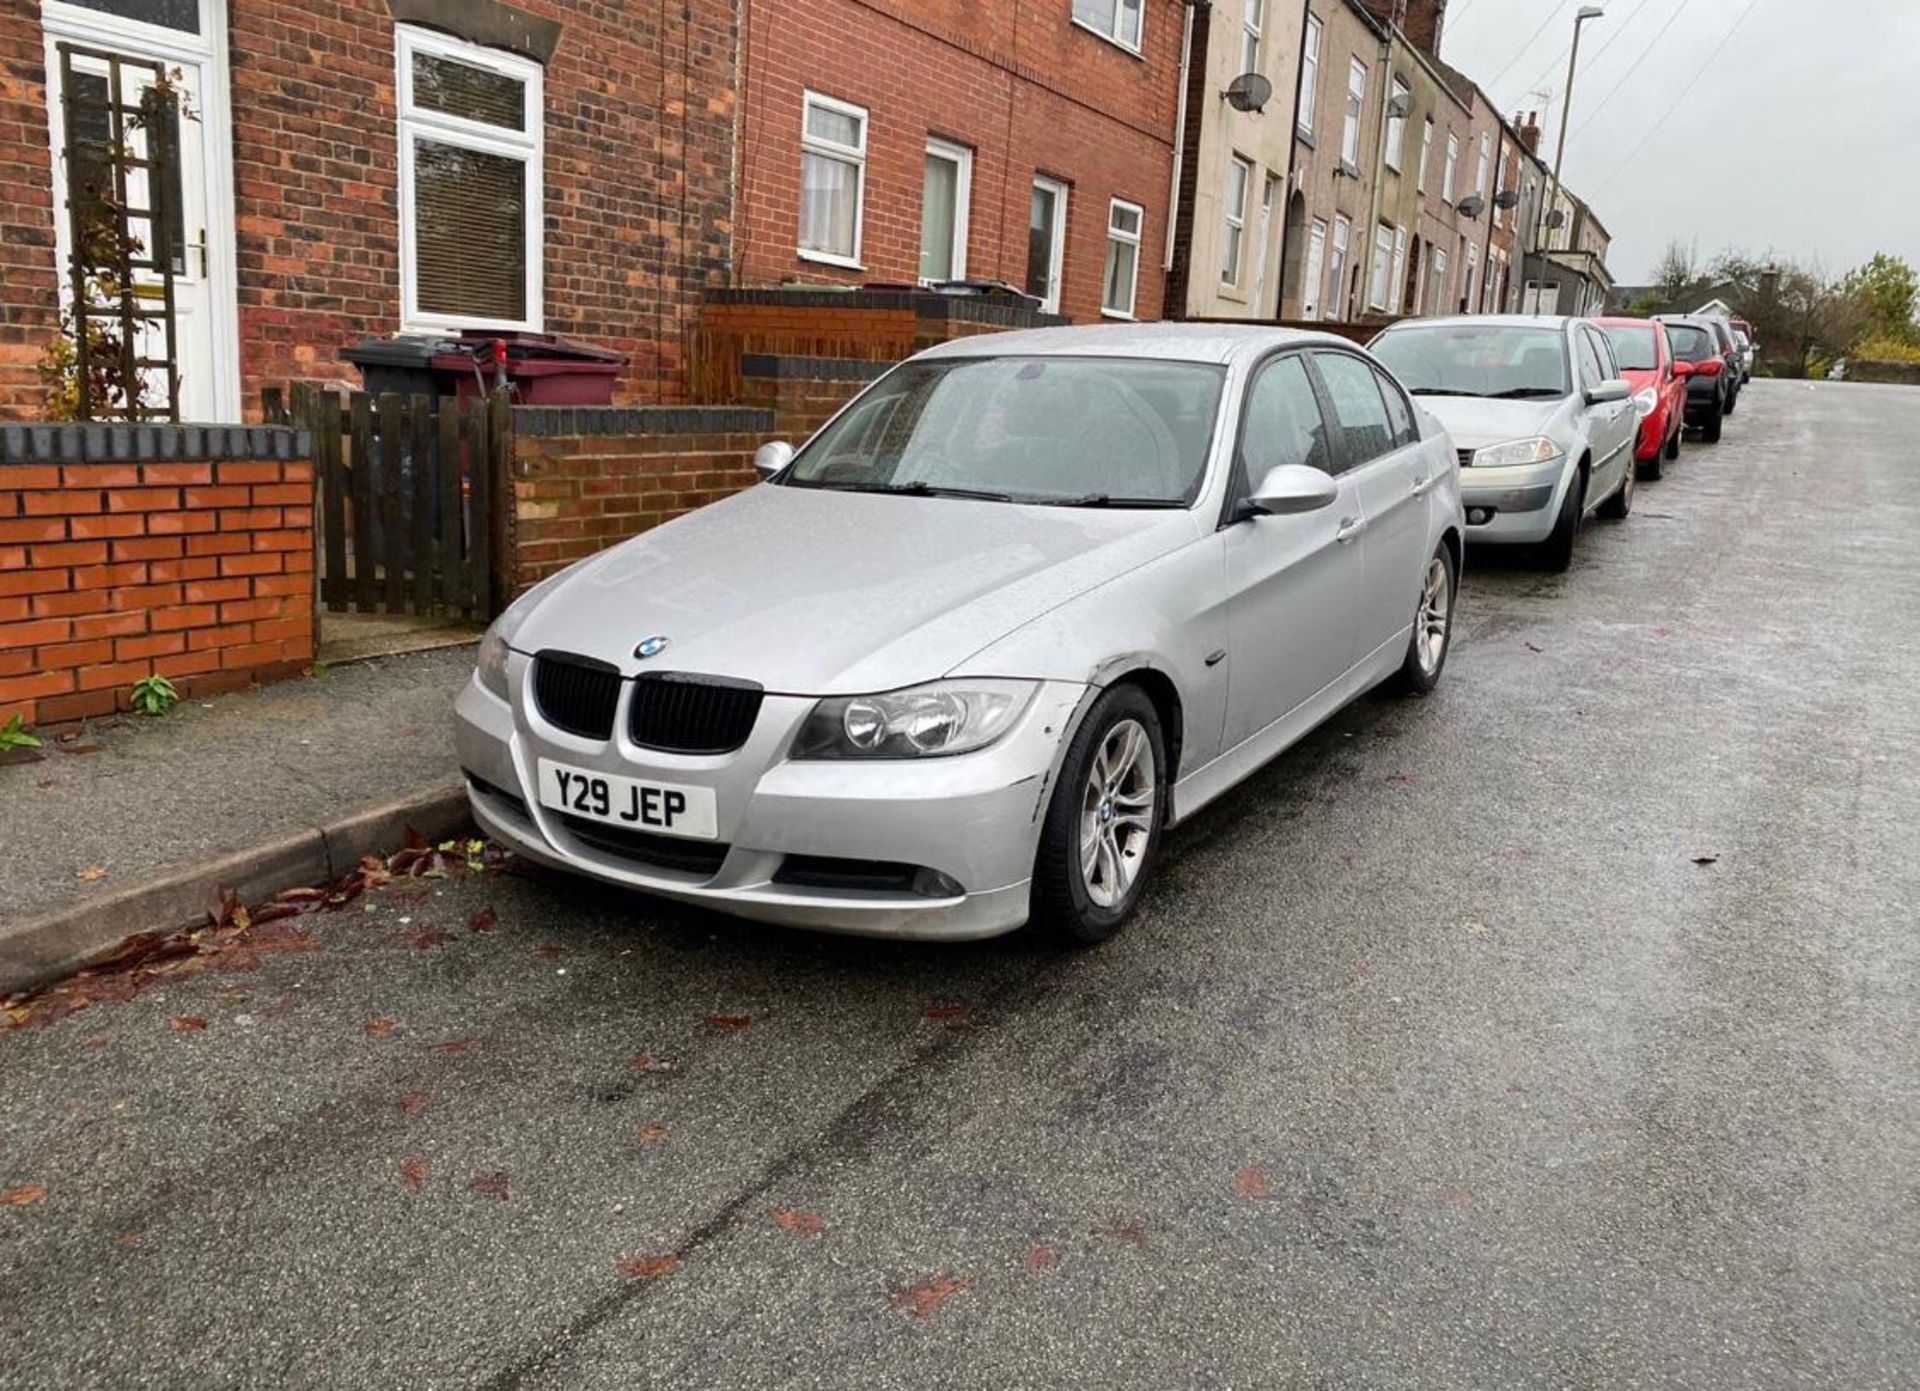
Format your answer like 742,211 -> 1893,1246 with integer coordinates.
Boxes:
1539,466 -> 1585,572
1389,544 -> 1456,696
1723,385 -> 1738,416
1599,456 -> 1634,519
1701,409 -> 1723,443
1640,449 -> 1663,482
1664,423 -> 1681,462
1030,685 -> 1167,947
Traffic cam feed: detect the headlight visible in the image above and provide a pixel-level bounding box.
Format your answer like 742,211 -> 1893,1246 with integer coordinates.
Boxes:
1632,387 -> 1658,418
1469,437 -> 1561,469
475,567 -> 571,700
791,679 -> 1037,759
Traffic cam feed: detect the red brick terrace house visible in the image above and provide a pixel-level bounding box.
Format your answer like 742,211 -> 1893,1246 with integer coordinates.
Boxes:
734,0 -> 1187,324
0,0 -> 738,421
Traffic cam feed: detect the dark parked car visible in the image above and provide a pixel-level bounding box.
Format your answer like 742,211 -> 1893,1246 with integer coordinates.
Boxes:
1658,317 -> 1732,444
1696,316 -> 1744,415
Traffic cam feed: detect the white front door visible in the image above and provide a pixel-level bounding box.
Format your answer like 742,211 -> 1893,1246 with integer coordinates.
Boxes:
1026,177 -> 1069,315
43,1 -> 238,421
1252,173 -> 1277,316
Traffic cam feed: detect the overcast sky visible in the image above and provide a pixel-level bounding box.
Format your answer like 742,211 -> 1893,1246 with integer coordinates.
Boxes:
1435,0 -> 1920,283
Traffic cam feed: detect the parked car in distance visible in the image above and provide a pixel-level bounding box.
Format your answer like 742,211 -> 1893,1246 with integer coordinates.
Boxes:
1697,316 -> 1745,414
1657,316 -> 1733,443
1369,315 -> 1637,571
1597,316 -> 1685,480
1732,326 -> 1756,383
457,324 -> 1466,946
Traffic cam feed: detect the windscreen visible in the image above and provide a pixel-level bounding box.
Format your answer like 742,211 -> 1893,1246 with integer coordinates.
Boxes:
1666,324 -> 1716,362
783,356 -> 1227,506
1603,326 -> 1658,371
1370,324 -> 1570,400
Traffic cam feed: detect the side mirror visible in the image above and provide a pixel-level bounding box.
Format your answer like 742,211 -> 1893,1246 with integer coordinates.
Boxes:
1671,361 -> 1694,379
1245,463 -> 1338,517
753,441 -> 795,479
1584,378 -> 1631,406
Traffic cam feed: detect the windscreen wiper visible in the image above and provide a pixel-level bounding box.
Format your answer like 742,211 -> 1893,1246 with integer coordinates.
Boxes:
1486,387 -> 1564,399
1038,494 -> 1179,509
836,480 -> 1015,502
1408,387 -> 1481,397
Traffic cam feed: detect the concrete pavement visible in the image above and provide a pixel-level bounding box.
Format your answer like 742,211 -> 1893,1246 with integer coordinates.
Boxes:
2,380 -> 1917,1388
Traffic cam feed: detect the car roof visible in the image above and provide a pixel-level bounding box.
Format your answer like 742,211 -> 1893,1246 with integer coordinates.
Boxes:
911,320 -> 1361,367
1376,314 -> 1580,332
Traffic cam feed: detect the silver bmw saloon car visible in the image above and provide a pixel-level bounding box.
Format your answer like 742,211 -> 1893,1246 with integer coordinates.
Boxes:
456,324 -> 1465,944
1368,316 -> 1638,572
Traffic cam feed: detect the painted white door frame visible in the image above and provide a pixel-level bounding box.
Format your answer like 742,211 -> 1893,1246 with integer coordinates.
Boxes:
40,0 -> 241,422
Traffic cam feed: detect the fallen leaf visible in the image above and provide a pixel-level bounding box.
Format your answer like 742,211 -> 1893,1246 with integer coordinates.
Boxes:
405,928 -> 455,949
1096,1218 -> 1147,1247
1691,855 -> 1719,866
630,1052 -> 679,1073
364,1018 -> 398,1037
705,1014 -> 751,1032
2,1183 -> 48,1206
429,1037 -> 477,1054
771,1208 -> 826,1235
617,1255 -> 679,1280
923,1002 -> 968,1022
531,944 -> 564,959
1025,1244 -> 1058,1272
468,1171 -> 510,1201
1232,1166 -> 1274,1200
400,1157 -> 428,1192
638,1125 -> 669,1142
169,1016 -> 208,1033
1386,771 -> 1418,786
81,1034 -> 107,1049
400,1091 -> 431,1116
77,866 -> 107,882
888,1273 -> 973,1318
1524,641 -> 1545,653
468,906 -> 498,934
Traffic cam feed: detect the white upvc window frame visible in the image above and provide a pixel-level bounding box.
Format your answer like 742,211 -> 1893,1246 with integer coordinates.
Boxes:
919,136 -> 973,284
1240,0 -> 1264,76
395,23 -> 544,335
1417,116 -> 1433,192
1494,148 -> 1511,226
798,89 -> 868,269
1432,247 -> 1448,314
1464,240 -> 1480,313
1389,223 -> 1407,314
1443,130 -> 1459,204
1221,154 -> 1252,288
1476,130 -> 1492,198
1302,217 -> 1327,320
1327,213 -> 1351,321
1298,13 -> 1322,139
1103,197 -> 1144,319
1341,57 -> 1366,168
1367,222 -> 1393,311
1384,77 -> 1409,171
1072,0 -> 1145,55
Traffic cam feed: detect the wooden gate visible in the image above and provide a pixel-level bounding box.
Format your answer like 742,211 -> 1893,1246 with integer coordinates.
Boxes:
268,386 -> 511,621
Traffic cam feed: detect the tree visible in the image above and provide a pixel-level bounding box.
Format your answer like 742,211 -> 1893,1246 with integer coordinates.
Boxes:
1840,253 -> 1919,345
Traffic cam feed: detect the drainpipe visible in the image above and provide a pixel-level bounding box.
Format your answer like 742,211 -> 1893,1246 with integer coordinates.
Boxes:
1164,1 -> 1198,274
1359,2 -> 1398,318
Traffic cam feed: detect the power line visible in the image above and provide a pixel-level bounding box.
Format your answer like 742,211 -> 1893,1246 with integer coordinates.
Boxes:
1483,0 -> 1577,94
1584,0 -> 1764,198
1571,0 -> 1699,140
1507,0 -> 1658,115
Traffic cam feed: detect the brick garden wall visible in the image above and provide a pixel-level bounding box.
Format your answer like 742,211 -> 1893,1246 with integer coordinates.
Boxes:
507,406 -> 774,593
0,4 -> 57,420
0,425 -> 314,729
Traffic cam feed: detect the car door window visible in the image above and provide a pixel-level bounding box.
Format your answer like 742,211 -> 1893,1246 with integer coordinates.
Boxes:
1374,367 -> 1418,448
1239,354 -> 1331,492
1313,352 -> 1395,469
1574,332 -> 1606,391
1586,328 -> 1619,379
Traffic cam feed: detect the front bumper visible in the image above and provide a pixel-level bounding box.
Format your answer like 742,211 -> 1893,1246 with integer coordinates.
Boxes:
455,662 -> 1088,940
1635,409 -> 1668,461
1458,453 -> 1571,545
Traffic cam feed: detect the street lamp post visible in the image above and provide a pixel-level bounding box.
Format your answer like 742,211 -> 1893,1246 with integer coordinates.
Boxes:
1535,5 -> 1603,311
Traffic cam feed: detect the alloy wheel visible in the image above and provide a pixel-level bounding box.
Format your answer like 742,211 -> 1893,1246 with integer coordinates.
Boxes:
1079,718 -> 1156,909
1415,556 -> 1451,676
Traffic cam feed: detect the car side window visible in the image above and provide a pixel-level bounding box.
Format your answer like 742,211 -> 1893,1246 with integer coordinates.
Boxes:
1313,352 -> 1396,469
1587,328 -> 1619,379
1240,354 -> 1332,492
1374,366 -> 1419,449
1574,331 -> 1606,390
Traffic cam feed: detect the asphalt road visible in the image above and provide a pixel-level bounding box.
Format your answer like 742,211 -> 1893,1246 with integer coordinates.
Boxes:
3,379 -> 1917,1390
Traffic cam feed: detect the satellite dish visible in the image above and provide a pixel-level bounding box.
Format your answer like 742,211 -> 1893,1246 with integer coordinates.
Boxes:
1546,209 -> 1567,229
1386,91 -> 1414,120
1493,189 -> 1520,210
1224,72 -> 1273,113
1456,192 -> 1486,219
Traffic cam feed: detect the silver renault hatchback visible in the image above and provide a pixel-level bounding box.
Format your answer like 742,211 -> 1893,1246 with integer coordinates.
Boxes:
457,324 -> 1464,944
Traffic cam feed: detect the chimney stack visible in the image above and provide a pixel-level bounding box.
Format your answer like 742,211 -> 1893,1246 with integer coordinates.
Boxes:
1517,111 -> 1542,156
1358,0 -> 1447,57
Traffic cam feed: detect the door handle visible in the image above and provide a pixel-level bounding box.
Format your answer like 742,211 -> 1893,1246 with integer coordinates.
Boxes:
1410,474 -> 1431,497
1335,516 -> 1366,544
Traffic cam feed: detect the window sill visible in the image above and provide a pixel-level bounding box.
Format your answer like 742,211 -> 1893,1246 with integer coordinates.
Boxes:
1100,308 -> 1137,321
1217,284 -> 1248,303
798,247 -> 865,271
1338,160 -> 1361,179
1295,128 -> 1316,149
404,311 -> 541,336
1070,18 -> 1144,59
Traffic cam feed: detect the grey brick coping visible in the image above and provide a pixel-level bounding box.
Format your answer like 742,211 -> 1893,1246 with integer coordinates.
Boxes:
740,354 -> 892,382
0,422 -> 309,463
706,286 -> 1067,329
513,405 -> 776,438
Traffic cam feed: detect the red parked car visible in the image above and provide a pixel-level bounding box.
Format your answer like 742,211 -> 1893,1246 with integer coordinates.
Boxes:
1597,316 -> 1685,480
